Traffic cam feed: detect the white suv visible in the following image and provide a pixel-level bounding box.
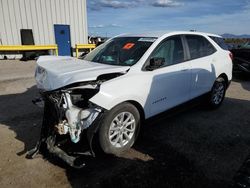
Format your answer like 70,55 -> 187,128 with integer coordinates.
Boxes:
32,31 -> 232,167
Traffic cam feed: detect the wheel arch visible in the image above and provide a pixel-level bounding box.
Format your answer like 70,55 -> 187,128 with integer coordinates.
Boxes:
125,100 -> 145,122
98,100 -> 143,155
218,73 -> 229,87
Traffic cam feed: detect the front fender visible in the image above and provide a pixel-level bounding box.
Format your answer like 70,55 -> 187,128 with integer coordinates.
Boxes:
90,90 -> 145,112
89,72 -> 153,118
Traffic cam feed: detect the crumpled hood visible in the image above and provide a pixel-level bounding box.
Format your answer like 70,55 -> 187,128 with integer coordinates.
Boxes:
35,56 -> 130,91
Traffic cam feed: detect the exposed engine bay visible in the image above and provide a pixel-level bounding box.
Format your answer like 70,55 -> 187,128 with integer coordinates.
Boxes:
27,72 -> 125,168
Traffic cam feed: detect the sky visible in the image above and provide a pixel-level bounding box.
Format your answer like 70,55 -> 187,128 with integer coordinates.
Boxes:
87,0 -> 250,37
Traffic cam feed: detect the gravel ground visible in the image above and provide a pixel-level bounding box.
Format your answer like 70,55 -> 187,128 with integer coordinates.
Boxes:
0,60 -> 249,188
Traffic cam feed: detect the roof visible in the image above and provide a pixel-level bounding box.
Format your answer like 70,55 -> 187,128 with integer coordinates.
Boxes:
116,31 -> 222,38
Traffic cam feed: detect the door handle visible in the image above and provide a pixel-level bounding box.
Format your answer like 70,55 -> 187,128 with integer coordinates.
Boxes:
181,69 -> 189,71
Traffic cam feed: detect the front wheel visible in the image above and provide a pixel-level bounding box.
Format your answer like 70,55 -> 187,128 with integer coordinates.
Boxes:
99,102 -> 140,155
208,77 -> 226,108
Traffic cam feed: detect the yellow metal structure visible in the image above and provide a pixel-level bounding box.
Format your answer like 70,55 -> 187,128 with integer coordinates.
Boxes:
0,45 -> 58,56
75,44 -> 96,58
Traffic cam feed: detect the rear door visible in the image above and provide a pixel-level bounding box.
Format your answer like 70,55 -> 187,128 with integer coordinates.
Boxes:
184,35 -> 217,99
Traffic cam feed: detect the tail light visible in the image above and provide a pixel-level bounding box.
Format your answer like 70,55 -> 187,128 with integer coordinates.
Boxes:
229,52 -> 233,61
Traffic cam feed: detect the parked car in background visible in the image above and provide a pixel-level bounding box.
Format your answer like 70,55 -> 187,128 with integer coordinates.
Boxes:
230,41 -> 250,74
29,31 -> 233,168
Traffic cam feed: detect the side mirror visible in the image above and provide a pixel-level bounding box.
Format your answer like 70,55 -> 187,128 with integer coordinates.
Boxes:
146,57 -> 165,71
79,52 -> 89,59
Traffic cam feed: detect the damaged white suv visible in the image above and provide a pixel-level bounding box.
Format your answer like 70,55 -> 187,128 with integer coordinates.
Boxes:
30,31 -> 232,168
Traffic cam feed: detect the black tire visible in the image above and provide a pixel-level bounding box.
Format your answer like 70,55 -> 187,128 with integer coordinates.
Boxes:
208,77 -> 226,109
99,102 -> 140,155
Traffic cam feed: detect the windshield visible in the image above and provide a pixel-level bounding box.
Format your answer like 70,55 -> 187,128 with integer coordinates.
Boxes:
240,41 -> 250,49
84,37 -> 156,66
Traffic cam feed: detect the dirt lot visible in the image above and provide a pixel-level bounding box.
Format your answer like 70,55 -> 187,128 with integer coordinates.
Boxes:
0,60 -> 249,188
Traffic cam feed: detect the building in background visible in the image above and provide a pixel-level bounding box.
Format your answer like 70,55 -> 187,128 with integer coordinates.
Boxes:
0,0 -> 88,56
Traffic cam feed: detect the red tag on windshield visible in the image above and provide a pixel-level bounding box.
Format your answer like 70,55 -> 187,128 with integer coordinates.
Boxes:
123,43 -> 135,50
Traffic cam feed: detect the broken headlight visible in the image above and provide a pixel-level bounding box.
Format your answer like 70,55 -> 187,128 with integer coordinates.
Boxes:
69,89 -> 99,108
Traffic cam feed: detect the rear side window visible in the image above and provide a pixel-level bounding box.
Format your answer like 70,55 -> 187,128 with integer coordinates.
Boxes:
186,35 -> 216,59
209,36 -> 228,50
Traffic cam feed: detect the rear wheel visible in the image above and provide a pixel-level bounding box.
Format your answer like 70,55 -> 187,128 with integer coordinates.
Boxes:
208,77 -> 226,108
99,102 -> 140,155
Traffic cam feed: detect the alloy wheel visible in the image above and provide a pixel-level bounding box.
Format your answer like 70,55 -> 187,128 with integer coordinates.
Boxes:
108,112 -> 136,148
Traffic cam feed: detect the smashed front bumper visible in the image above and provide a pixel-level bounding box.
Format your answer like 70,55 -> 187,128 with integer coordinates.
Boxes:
27,91 -> 104,168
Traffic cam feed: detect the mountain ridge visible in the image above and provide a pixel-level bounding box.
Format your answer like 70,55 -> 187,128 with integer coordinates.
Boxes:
221,33 -> 250,38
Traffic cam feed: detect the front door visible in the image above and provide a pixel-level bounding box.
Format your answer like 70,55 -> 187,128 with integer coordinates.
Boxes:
146,36 -> 191,116
54,24 -> 71,56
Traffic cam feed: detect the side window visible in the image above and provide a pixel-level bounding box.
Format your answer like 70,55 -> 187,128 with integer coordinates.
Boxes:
186,35 -> 216,59
209,36 -> 229,50
150,36 -> 184,67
